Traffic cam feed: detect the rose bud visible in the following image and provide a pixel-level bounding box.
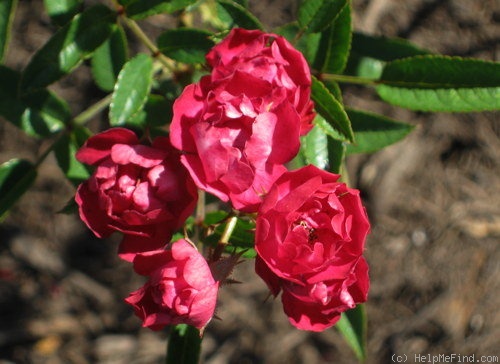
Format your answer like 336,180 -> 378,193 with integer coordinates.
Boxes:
75,128 -> 197,261
254,165 -> 370,331
125,239 -> 219,332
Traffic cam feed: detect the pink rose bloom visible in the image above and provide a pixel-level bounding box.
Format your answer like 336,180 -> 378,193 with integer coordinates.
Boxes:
254,165 -> 370,331
75,128 -> 198,261
206,28 -> 315,133
170,28 -> 315,212
125,239 -> 219,331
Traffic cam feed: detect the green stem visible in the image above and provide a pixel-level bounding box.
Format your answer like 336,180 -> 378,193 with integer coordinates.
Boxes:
322,73 -> 378,86
121,17 -> 175,72
73,94 -> 113,126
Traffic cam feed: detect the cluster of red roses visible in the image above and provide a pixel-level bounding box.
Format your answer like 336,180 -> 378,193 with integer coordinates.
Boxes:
75,28 -> 370,333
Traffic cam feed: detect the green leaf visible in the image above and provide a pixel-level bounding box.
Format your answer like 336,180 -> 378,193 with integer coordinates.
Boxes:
217,0 -> 264,30
0,66 -> 25,123
124,0 -> 197,20
0,0 -> 17,63
0,159 -> 37,219
327,138 -> 345,174
307,115 -> 345,173
345,32 -> 431,79
166,324 -> 201,364
298,0 -> 348,34
311,76 -> 354,142
109,53 -> 153,126
345,109 -> 414,154
376,56 -> 500,112
311,3 -> 351,74
157,28 -> 215,64
91,25 -> 128,92
20,90 -> 71,137
129,94 -> 173,128
351,32 -> 431,62
336,304 -> 367,361
54,127 -> 92,185
43,0 -> 82,26
300,124 -> 328,169
0,66 -> 70,137
21,4 -> 116,93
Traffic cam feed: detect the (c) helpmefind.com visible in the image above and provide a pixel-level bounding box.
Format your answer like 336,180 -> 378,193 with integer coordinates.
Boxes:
391,353 -> 499,363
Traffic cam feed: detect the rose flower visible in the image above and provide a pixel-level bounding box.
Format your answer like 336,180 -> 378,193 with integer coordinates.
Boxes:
255,165 -> 370,331
125,239 -> 219,331
75,128 -> 197,261
170,28 -> 315,212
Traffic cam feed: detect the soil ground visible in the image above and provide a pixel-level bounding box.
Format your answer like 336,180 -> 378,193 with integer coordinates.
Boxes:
0,1 -> 499,363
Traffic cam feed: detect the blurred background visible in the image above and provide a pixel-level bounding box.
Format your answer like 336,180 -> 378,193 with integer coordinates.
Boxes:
0,0 -> 498,363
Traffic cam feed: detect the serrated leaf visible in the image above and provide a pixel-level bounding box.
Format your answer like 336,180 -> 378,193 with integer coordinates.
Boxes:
311,76 -> 354,142
322,79 -> 343,102
345,32 -> 431,79
109,53 -> 153,126
21,4 -> 116,93
124,0 -> 197,20
43,0 -> 82,26
300,124 -> 328,169
0,159 -> 37,219
166,324 -> 201,364
0,0 -> 17,63
336,304 -> 367,361
157,28 -> 215,64
312,4 -> 351,74
345,109 -> 414,154
298,0 -> 348,34
377,85 -> 499,112
91,25 -> 127,92
351,32 -> 431,62
54,127 -> 92,185
129,94 -> 173,127
376,56 -> 500,112
217,0 -> 264,30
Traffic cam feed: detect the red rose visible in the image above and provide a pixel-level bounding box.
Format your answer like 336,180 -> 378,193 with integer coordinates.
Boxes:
124,239 -> 219,331
254,165 -> 370,331
170,28 -> 315,212
206,28 -> 315,134
75,128 -> 197,261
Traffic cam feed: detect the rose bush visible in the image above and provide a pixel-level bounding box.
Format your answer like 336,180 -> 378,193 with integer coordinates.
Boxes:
125,239 -> 219,331
75,128 -> 198,261
170,28 -> 315,212
254,165 -> 370,331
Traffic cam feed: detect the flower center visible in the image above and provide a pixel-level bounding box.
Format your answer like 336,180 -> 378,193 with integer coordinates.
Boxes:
294,219 -> 318,243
